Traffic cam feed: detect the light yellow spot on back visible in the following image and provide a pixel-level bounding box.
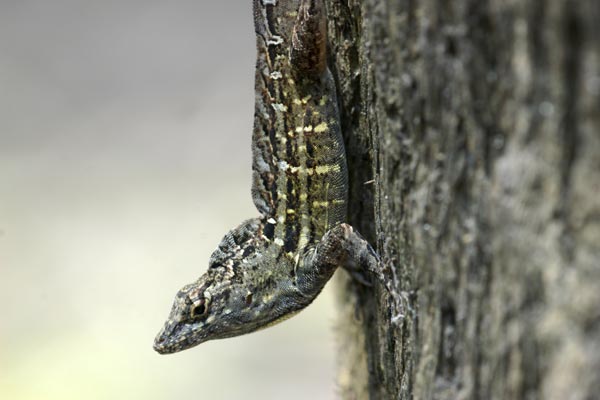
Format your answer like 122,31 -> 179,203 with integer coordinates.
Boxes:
314,122 -> 329,133
297,225 -> 310,249
315,164 -> 340,174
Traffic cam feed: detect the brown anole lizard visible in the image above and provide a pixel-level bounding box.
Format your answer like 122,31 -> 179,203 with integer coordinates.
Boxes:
154,0 -> 400,354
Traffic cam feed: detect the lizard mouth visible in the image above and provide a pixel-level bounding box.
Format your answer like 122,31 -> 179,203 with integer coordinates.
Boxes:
153,330 -> 199,354
153,321 -> 200,354
153,325 -> 176,354
153,338 -> 188,355
153,338 -> 171,354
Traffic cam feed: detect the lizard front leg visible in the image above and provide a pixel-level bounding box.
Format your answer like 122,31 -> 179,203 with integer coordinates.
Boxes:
297,223 -> 405,323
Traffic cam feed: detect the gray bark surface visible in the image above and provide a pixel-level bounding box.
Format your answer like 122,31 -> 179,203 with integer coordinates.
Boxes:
327,1 -> 600,399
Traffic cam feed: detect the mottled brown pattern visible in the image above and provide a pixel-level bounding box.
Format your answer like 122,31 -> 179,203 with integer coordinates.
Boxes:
154,0 -> 398,355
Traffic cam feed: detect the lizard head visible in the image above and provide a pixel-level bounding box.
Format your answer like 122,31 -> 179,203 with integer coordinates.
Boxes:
153,263 -> 301,354
153,272 -> 243,354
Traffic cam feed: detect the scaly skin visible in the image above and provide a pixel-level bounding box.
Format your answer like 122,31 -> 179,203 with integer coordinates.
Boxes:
154,0 -> 392,354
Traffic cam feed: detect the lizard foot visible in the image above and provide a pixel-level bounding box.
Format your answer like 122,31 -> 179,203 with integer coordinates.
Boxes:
317,223 -> 406,325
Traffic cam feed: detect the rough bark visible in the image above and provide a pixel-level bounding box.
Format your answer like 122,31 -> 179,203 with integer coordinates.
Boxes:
327,0 -> 600,399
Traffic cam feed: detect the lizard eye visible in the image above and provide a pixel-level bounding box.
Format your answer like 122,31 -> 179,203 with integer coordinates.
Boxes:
191,299 -> 208,318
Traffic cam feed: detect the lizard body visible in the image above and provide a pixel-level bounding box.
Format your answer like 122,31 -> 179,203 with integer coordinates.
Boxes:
154,0 -> 391,354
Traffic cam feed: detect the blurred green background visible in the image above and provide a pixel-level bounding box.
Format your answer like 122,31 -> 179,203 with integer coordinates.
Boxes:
0,1 -> 337,398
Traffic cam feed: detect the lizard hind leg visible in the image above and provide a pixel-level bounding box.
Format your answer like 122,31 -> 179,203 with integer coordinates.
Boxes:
312,223 -> 406,324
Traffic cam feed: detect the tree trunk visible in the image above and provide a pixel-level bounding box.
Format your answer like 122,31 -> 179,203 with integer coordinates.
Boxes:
327,0 -> 600,399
